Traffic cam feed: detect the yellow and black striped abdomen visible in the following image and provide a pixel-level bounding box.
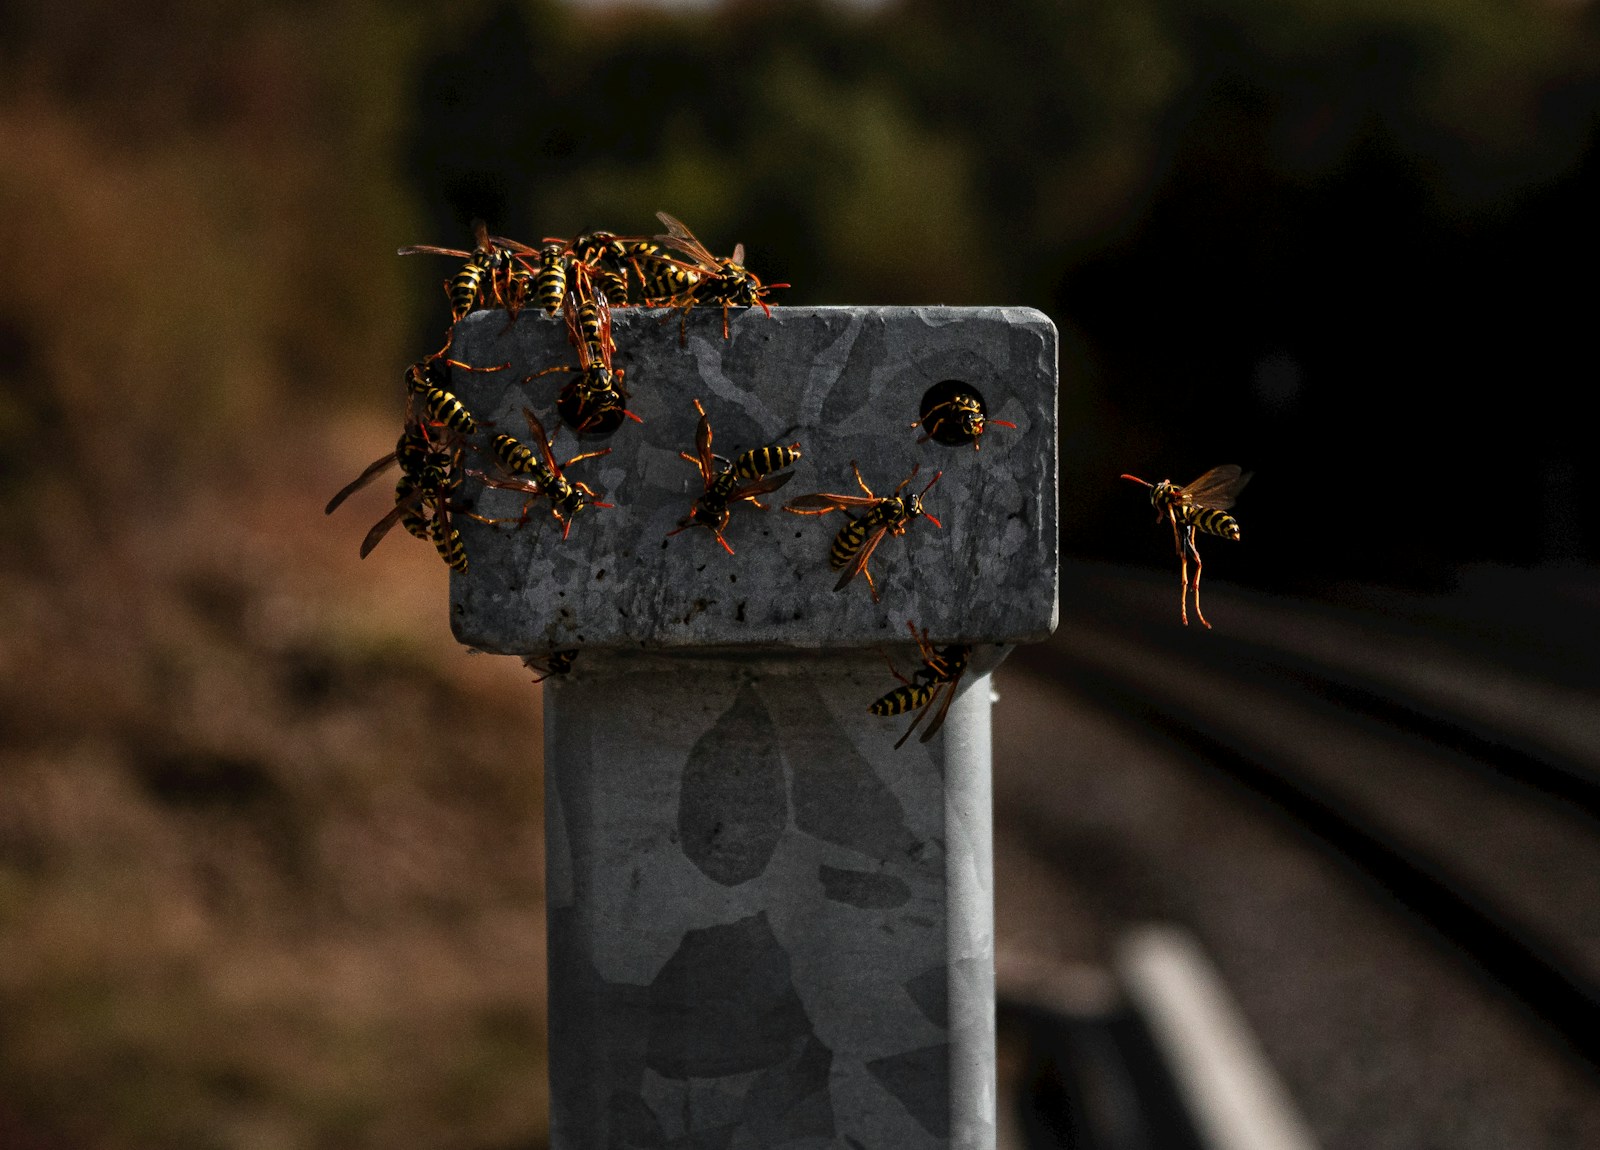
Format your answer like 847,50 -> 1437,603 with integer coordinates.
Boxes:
1178,505 -> 1240,541
394,474 -> 435,541
415,386 -> 477,434
733,443 -> 801,480
431,516 -> 467,571
624,242 -> 699,303
870,681 -> 936,717
493,433 -> 551,484
829,515 -> 871,570
447,262 -> 488,320
537,247 -> 568,315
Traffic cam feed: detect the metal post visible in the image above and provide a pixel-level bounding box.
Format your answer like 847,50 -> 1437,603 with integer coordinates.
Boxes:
447,306 -> 1057,1148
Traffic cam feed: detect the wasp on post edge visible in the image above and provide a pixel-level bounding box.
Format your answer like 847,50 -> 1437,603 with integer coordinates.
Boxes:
1120,464 -> 1250,629
870,621 -> 972,750
522,650 -> 579,683
783,463 -> 943,603
652,211 -> 787,341
912,392 -> 1017,451
665,398 -> 801,555
529,266 -> 642,437
399,220 -> 535,324
352,435 -> 486,572
471,409 -> 614,540
325,357 -> 510,572
324,356 -> 505,516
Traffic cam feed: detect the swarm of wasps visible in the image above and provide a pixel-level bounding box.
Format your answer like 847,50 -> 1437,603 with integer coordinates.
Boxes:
326,211 -> 784,565
328,209 -> 1248,743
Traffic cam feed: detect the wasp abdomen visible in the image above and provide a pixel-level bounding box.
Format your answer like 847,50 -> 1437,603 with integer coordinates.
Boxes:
734,443 -> 802,480
415,386 -> 477,434
1180,506 -> 1241,541
431,517 -> 467,571
870,683 -> 935,717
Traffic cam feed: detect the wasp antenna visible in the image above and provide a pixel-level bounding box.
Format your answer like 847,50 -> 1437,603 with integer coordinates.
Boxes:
716,532 -> 736,557
923,513 -> 943,530
920,470 -> 944,496
1120,473 -> 1154,487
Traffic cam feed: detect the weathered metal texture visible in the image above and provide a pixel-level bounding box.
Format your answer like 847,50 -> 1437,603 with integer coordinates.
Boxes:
444,305 -> 1057,655
543,651 -> 997,1150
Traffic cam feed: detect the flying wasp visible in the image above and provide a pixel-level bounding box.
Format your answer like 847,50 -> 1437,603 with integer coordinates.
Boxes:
529,266 -> 642,437
665,398 -> 801,555
912,390 -> 1017,451
652,211 -> 787,340
472,408 -> 614,540
1120,464 -> 1250,629
399,219 -> 535,323
870,621 -> 972,750
784,463 -> 943,602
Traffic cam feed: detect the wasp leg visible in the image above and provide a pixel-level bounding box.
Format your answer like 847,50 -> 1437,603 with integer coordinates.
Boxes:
880,649 -> 913,686
1185,528 -> 1211,629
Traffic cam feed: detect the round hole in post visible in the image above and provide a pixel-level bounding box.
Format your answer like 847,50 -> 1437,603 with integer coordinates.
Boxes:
917,379 -> 991,448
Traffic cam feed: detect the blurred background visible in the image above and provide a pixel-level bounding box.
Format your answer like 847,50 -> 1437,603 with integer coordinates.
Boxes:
2,0 -> 1599,1146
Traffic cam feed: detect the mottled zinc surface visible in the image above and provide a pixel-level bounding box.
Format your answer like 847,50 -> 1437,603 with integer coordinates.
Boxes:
445,306 -> 1057,654
544,652 -> 996,1149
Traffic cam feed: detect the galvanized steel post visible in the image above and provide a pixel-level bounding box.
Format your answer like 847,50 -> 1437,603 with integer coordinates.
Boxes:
448,306 -> 1058,1149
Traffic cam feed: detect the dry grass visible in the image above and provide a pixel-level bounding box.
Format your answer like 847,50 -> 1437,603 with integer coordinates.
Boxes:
0,6 -> 556,1145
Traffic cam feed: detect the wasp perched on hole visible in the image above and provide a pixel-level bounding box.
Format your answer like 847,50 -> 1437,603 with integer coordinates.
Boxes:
784,463 -> 943,602
472,409 -> 614,540
665,398 -> 801,555
652,211 -> 787,341
1120,464 -> 1250,629
529,266 -> 642,437
912,391 -> 1016,451
522,650 -> 579,682
871,621 -> 972,749
399,220 -> 534,324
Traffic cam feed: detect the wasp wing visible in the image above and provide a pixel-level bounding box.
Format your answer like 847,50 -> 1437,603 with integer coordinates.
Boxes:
895,687 -> 939,750
784,492 -> 880,514
360,488 -> 427,558
834,523 -> 890,595
919,662 -> 967,744
325,452 -> 398,515
1180,465 -> 1250,510
488,234 -> 540,254
653,211 -> 722,274
397,244 -> 472,258
731,470 -> 795,502
520,408 -> 564,477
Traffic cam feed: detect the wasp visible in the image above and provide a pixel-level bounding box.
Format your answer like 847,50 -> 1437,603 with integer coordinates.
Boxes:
533,242 -> 570,315
529,267 -> 642,437
472,409 -> 614,539
871,621 -> 972,749
652,211 -> 787,340
399,220 -> 534,323
1120,464 -> 1250,628
323,357 -> 507,518
352,441 -> 476,571
522,650 -> 579,683
784,464 -> 943,602
665,398 -> 801,555
912,391 -> 1017,451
